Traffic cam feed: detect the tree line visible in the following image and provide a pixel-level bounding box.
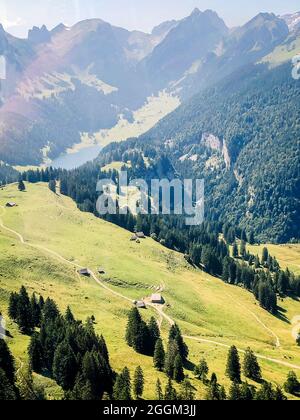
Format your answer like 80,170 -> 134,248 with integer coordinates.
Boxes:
19,168 -> 300,319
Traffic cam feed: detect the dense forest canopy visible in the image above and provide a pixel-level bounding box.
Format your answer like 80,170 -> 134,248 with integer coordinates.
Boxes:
95,63 -> 300,243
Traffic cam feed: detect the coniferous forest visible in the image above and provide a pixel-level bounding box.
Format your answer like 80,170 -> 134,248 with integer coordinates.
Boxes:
1,2 -> 300,405
2,287 -> 299,400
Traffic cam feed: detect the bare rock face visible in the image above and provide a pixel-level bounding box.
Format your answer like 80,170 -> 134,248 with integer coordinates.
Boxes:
28,25 -> 51,45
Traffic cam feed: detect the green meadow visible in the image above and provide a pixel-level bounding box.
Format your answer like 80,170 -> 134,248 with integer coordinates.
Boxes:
0,183 -> 300,399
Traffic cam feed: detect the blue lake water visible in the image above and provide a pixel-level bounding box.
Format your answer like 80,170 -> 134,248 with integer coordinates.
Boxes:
50,145 -> 102,170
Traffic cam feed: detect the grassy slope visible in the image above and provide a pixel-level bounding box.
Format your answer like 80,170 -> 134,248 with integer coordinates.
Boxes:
0,182 -> 300,399
248,244 -> 300,275
261,35 -> 300,67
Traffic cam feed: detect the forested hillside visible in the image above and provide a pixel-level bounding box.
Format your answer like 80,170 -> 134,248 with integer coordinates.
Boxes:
0,10 -> 294,166
96,62 -> 300,243
0,163 -> 19,185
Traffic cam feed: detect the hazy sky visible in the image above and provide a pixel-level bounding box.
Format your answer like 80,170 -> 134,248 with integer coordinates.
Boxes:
1,0 -> 299,38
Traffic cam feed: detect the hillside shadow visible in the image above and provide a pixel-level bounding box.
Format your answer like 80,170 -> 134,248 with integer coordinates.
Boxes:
275,306 -> 290,324
184,359 -> 196,372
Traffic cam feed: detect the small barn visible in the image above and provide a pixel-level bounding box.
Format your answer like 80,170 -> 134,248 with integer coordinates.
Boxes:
136,232 -> 146,239
6,202 -> 17,208
130,235 -> 138,241
78,268 -> 90,277
136,301 -> 146,309
98,268 -> 106,275
151,294 -> 164,304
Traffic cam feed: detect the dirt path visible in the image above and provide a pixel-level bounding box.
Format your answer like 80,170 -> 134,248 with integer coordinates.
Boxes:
225,291 -> 281,348
184,336 -> 300,371
1,207 -> 300,372
291,316 -> 300,341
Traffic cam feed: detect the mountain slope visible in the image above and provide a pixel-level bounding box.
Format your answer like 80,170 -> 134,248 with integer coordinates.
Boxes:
0,10 -> 295,167
139,9 -> 229,91
0,15 -> 182,166
175,13 -> 289,99
1,182 -> 300,398
98,62 -> 300,243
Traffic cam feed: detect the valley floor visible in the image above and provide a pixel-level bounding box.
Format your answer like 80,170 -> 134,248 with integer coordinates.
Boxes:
0,183 -> 300,399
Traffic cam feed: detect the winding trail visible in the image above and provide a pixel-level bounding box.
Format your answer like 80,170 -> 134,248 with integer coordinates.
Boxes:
291,316 -> 300,341
224,291 -> 281,348
1,206 -> 300,372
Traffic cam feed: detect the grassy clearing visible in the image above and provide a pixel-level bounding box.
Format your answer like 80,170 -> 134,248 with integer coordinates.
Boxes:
261,35 -> 300,67
248,244 -> 300,275
0,183 -> 300,399
92,91 -> 180,147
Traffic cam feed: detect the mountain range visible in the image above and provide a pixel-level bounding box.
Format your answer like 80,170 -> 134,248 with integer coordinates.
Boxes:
0,8 -> 298,166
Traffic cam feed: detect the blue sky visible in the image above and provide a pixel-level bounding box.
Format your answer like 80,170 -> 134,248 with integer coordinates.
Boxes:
0,0 -> 299,37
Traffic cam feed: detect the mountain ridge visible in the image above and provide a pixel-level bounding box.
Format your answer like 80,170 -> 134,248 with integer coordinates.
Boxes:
0,9 -> 298,166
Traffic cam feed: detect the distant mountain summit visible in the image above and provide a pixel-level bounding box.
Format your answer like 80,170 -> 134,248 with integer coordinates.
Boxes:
282,11 -> 300,33
174,12 -> 289,98
0,9 -> 296,166
28,25 -> 51,45
139,9 -> 229,90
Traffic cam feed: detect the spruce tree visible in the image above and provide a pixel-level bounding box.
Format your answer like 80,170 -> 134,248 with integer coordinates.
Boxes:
113,367 -> 132,400
148,317 -> 160,354
28,333 -> 44,373
164,378 -> 177,401
179,378 -> 195,400
82,351 -> 112,400
65,306 -> 75,324
168,324 -> 188,361
228,382 -> 241,400
173,355 -> 184,383
17,286 -> 34,334
226,346 -> 241,383
99,335 -> 110,364
240,382 -> 254,401
274,387 -> 287,401
0,338 -> 15,384
240,241 -> 246,259
53,340 -> 77,391
194,358 -> 209,383
48,180 -> 56,194
0,368 -> 17,400
243,347 -> 262,382
18,179 -> 26,192
125,307 -> 142,348
133,366 -> 144,399
232,242 -> 239,258
248,231 -> 255,245
206,374 -> 225,401
42,298 -> 60,322
222,258 -> 230,282
70,374 -> 94,400
255,382 -> 276,400
262,248 -> 269,264
153,339 -> 165,371
156,379 -> 163,400
164,339 -> 179,378
284,371 -> 300,395
8,292 -> 19,321
122,367 -> 132,399
17,364 -> 45,400
136,320 -> 152,355
31,294 -> 41,327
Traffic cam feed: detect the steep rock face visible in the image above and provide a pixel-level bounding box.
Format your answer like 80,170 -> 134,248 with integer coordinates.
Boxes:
0,10 -> 293,166
96,62 -> 300,242
282,12 -> 300,33
139,9 -> 229,90
151,20 -> 178,37
28,25 -> 51,45
175,13 -> 289,99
